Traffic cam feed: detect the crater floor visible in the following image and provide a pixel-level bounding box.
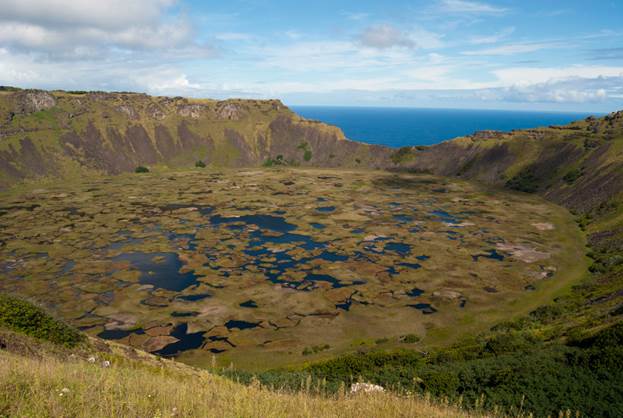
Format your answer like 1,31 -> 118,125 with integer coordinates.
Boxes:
0,168 -> 586,369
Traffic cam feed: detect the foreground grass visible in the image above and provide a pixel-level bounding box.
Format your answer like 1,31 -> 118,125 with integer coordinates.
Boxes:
0,351 -> 475,418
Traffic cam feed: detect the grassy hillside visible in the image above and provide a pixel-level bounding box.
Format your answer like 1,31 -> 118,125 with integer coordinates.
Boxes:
395,111 -> 623,215
0,296 -> 474,418
0,88 -> 391,189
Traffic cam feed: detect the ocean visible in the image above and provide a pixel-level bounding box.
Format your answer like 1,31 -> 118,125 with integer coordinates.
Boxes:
291,106 -> 595,148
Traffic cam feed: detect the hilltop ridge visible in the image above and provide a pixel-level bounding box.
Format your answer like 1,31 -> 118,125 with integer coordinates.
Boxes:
0,88 -> 391,188
393,111 -> 623,214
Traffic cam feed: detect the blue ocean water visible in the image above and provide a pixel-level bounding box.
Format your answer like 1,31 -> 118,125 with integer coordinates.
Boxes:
291,106 -> 595,147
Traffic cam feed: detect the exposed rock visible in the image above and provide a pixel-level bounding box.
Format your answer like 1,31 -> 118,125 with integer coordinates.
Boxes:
177,104 -> 205,119
216,102 -> 244,120
116,105 -> 138,120
21,90 -> 56,113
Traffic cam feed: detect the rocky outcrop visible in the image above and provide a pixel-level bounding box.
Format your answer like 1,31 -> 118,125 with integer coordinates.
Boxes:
17,90 -> 57,113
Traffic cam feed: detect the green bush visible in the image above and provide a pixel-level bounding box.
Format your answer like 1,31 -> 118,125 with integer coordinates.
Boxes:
222,324 -> 623,417
401,334 -> 420,344
135,166 -> 149,173
563,168 -> 582,184
505,169 -> 540,193
195,160 -> 206,168
263,155 -> 289,167
0,294 -> 84,347
303,150 -> 312,162
302,344 -> 330,355
391,147 -> 415,164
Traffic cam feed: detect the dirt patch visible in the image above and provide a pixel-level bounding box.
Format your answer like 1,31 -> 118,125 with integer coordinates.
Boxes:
496,243 -> 550,263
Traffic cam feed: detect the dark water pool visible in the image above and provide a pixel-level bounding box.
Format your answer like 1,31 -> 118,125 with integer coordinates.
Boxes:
155,323 -> 206,356
112,252 -> 199,292
176,293 -> 212,302
210,214 -> 297,233
225,320 -> 260,330
408,303 -> 437,314
240,299 -> 258,308
472,249 -> 505,262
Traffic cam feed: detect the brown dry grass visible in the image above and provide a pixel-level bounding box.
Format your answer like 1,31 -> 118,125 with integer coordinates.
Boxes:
0,350 -> 479,418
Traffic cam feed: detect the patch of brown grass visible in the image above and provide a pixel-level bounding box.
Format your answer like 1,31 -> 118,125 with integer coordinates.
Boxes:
0,351 -> 476,418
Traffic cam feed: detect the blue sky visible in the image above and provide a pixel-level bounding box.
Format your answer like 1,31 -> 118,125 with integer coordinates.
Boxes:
0,0 -> 622,111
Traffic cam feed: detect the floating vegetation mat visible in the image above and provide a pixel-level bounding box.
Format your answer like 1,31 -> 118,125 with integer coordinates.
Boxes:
0,168 -> 585,369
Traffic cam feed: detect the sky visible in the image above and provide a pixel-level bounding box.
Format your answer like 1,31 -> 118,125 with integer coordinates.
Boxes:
0,0 -> 622,112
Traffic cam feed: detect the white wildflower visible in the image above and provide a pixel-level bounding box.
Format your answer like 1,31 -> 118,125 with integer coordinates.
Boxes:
350,382 -> 385,394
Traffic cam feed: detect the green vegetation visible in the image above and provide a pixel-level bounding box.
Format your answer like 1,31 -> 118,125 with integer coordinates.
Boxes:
505,169 -> 540,193
302,344 -> 330,356
223,319 -> 623,417
0,88 -> 620,417
0,294 -> 83,347
195,160 -> 206,168
563,168 -> 582,184
297,142 -> 313,162
390,147 -> 415,164
263,155 -> 300,167
0,341 -> 469,418
400,334 -> 420,344
135,166 -> 150,173
0,168 -> 584,373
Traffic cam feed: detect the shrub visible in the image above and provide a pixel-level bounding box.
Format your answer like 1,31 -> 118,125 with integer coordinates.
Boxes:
0,294 -> 84,347
401,334 -> 420,344
505,169 -> 540,193
303,150 -> 312,162
391,147 -> 414,164
135,166 -> 149,173
302,344 -> 331,355
263,155 -> 288,167
195,160 -> 206,168
563,168 -> 582,184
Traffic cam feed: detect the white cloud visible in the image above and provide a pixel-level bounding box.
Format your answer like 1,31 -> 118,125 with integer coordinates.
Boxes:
341,12 -> 369,21
138,72 -> 202,93
469,27 -> 515,45
215,32 -> 253,41
0,0 -> 207,56
0,0 -> 177,30
356,25 -> 443,50
358,24 -> 416,49
462,41 -> 560,56
492,65 -> 623,85
438,0 -> 508,14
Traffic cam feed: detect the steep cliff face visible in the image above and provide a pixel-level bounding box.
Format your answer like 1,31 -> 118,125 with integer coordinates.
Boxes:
0,89 -> 393,188
394,112 -> 623,214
